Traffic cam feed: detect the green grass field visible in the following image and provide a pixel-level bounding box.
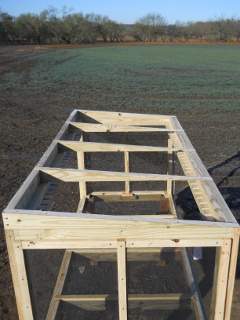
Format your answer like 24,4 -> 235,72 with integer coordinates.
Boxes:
1,43 -> 240,320
3,44 -> 240,113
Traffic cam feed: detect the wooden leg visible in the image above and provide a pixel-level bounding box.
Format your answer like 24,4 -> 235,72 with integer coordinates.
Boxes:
224,230 -> 240,320
5,230 -> 33,320
210,239 -> 231,320
117,239 -> 127,319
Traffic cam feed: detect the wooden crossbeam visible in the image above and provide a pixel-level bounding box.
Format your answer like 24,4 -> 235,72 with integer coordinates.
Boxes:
4,212 -> 236,241
88,191 -> 166,202
69,122 -> 181,133
38,167 -> 212,183
90,191 -> 165,196
57,140 -> 193,153
21,238 -> 224,250
78,109 -> 174,126
55,293 -> 193,311
72,248 -> 181,261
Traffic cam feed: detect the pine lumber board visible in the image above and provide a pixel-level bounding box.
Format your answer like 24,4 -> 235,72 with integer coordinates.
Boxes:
223,229 -> 240,320
168,117 -> 237,223
77,133 -> 86,201
117,239 -> 127,319
167,138 -> 175,195
90,191 -> 166,195
177,151 -> 218,220
77,197 -> 86,212
88,191 -> 166,202
21,238 -> 224,250
3,210 -> 238,230
38,167 -> 212,183
69,122 -> 182,132
168,196 -> 178,216
124,151 -> 130,193
5,110 -> 78,210
56,294 -> 118,311
73,248 -> 182,254
37,109 -> 78,168
210,239 -> 232,320
12,229 -> 233,242
22,240 -> 116,249
55,293 -> 193,311
3,212 -> 237,242
12,226 -> 232,241
6,170 -> 40,210
5,230 -> 33,320
46,250 -> 72,320
126,238 -> 225,248
3,210 -> 237,227
72,247 -> 181,261
130,215 -> 176,219
88,195 -> 166,202
26,182 -> 51,210
57,140 -> 193,153
169,131 -> 219,220
78,109 -> 174,126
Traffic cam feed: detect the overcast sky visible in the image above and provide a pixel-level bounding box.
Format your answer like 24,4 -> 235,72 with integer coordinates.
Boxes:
0,0 -> 239,24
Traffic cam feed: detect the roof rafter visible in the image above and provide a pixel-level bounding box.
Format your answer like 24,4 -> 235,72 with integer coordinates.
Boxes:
37,167 -> 212,183
57,140 -> 194,153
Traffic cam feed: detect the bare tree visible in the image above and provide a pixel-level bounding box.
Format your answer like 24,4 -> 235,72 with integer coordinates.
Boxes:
211,17 -> 236,42
134,13 -> 167,42
167,24 -> 179,42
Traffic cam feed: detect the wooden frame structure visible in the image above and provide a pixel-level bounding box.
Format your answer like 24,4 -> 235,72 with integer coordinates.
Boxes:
2,109 -> 239,320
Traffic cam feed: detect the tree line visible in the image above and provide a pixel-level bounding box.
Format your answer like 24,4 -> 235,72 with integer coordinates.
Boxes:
1,9 -> 240,45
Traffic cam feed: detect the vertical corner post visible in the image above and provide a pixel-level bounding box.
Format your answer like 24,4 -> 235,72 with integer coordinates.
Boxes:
210,238 -> 232,320
5,230 -> 33,320
117,239 -> 127,319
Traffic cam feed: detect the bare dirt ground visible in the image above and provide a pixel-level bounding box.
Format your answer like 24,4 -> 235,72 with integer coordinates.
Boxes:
0,44 -> 239,319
